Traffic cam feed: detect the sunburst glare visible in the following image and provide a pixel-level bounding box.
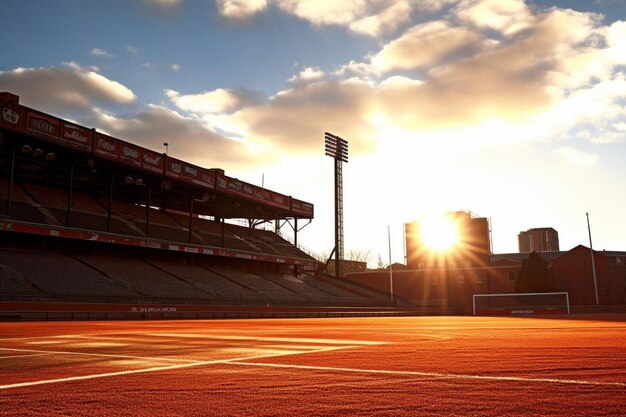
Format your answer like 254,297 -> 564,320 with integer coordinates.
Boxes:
419,215 -> 459,252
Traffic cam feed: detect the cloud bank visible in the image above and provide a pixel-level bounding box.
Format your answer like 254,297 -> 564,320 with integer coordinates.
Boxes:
175,1 -> 625,159
3,1 -> 625,173
0,63 -> 255,170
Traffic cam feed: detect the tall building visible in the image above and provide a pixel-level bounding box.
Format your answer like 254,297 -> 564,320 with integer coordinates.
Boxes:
518,227 -> 559,252
405,211 -> 491,269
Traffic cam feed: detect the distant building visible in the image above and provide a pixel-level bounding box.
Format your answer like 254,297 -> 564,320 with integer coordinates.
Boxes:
518,227 -> 559,252
406,211 -> 491,269
326,259 -> 367,276
345,245 -> 626,314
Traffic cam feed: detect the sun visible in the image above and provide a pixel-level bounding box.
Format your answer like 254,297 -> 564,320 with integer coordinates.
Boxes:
420,215 -> 459,252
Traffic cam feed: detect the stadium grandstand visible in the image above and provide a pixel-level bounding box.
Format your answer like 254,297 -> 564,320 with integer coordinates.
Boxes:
0,92 -> 407,320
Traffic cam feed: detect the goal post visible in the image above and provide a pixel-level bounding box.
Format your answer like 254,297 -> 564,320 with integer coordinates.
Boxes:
473,292 -> 570,316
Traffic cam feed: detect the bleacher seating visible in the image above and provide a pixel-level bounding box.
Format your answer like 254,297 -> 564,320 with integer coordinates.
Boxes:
0,179 -> 388,308
260,272 -> 324,297
65,210 -> 108,231
149,261 -> 260,302
210,267 -> 308,303
20,182 -> 69,211
0,264 -> 41,296
315,275 -> 389,305
100,198 -> 147,223
111,217 -> 144,236
74,255 -> 200,300
8,201 -> 52,224
70,191 -> 108,214
2,180 -> 316,263
0,180 -> 53,224
144,223 -> 191,243
0,243 -> 389,306
0,178 -> 29,203
245,239 -> 282,256
0,249 -> 133,297
21,184 -> 110,229
191,217 -> 236,236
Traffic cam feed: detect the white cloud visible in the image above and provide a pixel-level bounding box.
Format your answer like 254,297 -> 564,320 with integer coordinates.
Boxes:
555,147 -> 599,167
126,45 -> 139,55
91,48 -> 114,58
453,0 -> 533,36
166,88 -> 263,114
589,131 -> 624,144
288,67 -> 325,83
572,125 -> 626,144
5,3 -> 625,205
216,0 -> 268,20
0,63 -> 136,112
171,63 -> 181,72
277,0 -> 457,35
368,21 -> 484,73
189,2 -> 626,164
606,20 -> 626,65
349,1 -> 412,37
219,78 -> 378,155
140,0 -> 183,8
0,63 -> 257,171
90,105 -> 256,169
215,0 -> 456,37
275,0 -> 374,27
542,77 -> 626,133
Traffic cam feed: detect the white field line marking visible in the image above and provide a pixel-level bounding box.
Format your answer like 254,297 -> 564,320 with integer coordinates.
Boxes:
0,347 -> 201,364
12,333 -> 386,346
357,331 -> 456,339
228,362 -> 626,388
0,353 -> 53,360
0,332 -> 145,342
21,333 -> 386,350
413,333 -> 455,340
147,333 -> 384,345
0,345 -> 353,391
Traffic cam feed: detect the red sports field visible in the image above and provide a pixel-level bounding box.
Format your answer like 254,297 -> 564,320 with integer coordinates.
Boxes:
1,315 -> 625,416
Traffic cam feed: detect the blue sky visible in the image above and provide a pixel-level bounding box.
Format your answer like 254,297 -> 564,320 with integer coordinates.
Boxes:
2,0 -> 626,265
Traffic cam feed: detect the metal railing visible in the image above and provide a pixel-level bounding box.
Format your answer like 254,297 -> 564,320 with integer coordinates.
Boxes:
274,228 -> 325,263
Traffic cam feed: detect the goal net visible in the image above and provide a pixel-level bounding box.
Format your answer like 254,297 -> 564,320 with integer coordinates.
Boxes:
473,292 -> 570,316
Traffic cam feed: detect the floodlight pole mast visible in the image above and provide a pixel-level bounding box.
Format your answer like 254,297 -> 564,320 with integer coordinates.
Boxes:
388,225 -> 394,304
335,157 -> 343,277
325,132 -> 348,278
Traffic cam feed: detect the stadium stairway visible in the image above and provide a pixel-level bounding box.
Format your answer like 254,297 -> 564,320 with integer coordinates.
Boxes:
9,183 -> 62,226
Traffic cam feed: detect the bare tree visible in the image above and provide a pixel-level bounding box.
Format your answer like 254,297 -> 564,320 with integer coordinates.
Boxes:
376,254 -> 386,270
347,248 -> 372,264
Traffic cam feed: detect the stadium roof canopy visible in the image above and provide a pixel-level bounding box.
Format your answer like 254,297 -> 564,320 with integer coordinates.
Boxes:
0,92 -> 313,222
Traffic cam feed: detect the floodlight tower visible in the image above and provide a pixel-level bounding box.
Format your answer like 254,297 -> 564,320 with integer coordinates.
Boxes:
325,132 -> 348,278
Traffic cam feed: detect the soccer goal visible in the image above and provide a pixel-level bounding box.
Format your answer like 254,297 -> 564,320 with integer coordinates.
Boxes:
473,292 -> 570,316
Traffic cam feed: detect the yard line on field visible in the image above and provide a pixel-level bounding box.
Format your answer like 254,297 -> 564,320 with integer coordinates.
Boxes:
0,353 -> 53,360
228,362 -> 626,388
352,331 -> 456,339
0,332 -> 142,342
413,333 -> 456,339
44,332 -> 384,347
0,345 -> 354,390
147,333 -> 386,345
0,347 -> 202,363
